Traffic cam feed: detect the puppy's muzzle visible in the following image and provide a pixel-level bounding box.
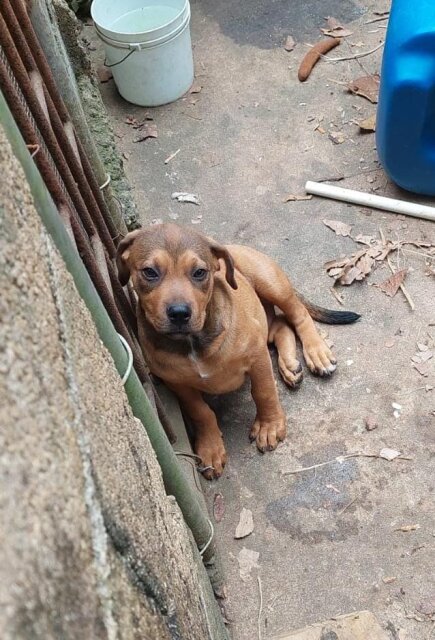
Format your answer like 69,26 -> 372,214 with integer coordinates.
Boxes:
166,303 -> 192,329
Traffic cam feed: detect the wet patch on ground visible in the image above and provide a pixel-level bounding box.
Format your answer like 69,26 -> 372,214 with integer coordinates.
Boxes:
266,448 -> 361,541
193,0 -> 364,48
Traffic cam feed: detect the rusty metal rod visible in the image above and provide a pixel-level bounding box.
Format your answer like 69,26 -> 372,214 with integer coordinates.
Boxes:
0,3 -> 117,255
69,214 -> 150,382
8,0 -> 121,242
4,2 -> 139,333
0,11 -> 115,256
0,23 -> 176,442
0,57 -> 144,380
42,84 -> 117,255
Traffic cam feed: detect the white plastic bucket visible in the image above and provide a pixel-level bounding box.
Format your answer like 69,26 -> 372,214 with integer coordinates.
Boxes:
91,0 -> 194,106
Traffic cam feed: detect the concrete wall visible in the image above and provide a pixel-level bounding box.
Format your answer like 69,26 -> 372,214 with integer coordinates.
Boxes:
0,124 -> 213,639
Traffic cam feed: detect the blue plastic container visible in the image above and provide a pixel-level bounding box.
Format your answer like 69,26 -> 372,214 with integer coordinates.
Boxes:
376,0 -> 435,194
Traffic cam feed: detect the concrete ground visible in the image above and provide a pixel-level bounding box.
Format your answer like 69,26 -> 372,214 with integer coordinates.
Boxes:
90,0 -> 434,637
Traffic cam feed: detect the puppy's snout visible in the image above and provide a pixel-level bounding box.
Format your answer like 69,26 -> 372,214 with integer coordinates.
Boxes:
166,303 -> 192,326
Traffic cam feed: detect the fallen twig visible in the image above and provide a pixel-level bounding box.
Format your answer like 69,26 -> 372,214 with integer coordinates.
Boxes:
386,255 -> 415,311
257,576 -> 263,640
281,451 -> 412,475
338,496 -> 358,515
183,112 -> 203,121
164,148 -> 180,164
365,15 -> 389,24
330,286 -> 345,306
321,41 -> 384,62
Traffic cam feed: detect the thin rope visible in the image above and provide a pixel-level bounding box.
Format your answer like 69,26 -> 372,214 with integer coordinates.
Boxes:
99,174 -> 111,190
117,333 -> 133,385
199,519 -> 214,557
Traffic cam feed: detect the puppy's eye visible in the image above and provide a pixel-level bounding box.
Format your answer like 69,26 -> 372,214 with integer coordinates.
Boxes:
192,268 -> 208,281
142,267 -> 159,281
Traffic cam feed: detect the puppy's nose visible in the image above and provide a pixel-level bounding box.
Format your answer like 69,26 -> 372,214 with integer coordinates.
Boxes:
167,303 -> 192,325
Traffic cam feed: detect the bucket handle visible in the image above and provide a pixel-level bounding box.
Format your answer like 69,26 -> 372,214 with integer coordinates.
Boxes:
104,48 -> 136,68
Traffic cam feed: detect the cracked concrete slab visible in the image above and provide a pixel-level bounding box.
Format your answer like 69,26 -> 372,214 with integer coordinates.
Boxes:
90,0 -> 435,638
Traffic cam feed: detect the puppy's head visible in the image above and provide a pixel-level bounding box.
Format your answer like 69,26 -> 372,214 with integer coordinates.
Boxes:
116,223 -> 237,337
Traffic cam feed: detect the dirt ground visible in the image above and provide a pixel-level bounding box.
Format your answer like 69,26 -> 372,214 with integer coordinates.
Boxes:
90,0 -> 435,637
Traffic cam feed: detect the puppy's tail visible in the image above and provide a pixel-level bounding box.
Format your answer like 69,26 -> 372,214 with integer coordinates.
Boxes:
298,294 -> 361,325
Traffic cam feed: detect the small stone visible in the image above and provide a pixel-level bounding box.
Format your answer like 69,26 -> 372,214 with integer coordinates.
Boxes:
365,415 -> 378,431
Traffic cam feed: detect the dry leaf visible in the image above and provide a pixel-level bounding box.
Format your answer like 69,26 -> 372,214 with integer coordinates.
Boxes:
171,192 -> 200,205
323,219 -> 352,237
321,27 -> 353,37
412,350 -> 433,364
377,269 -> 407,297
213,493 -> 225,523
413,362 -> 431,377
133,123 -> 158,142
325,16 -> 342,30
364,415 -> 378,431
235,508 -> 254,539
339,265 -> 363,285
283,194 -> 312,202
190,82 -> 202,94
237,547 -> 260,582
328,268 -> 344,277
394,524 -> 420,532
324,257 -> 349,270
284,35 -> 295,51
321,16 -> 353,38
379,448 -> 401,461
354,234 -> 375,245
358,114 -> 376,131
125,114 -> 153,128
420,350 -> 433,362
348,74 -> 380,103
356,253 -> 374,276
417,596 -> 435,617
329,130 -> 346,144
97,66 -> 113,83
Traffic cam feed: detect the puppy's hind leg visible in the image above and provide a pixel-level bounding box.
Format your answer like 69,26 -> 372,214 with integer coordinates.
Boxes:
269,315 -> 303,388
228,245 -> 337,377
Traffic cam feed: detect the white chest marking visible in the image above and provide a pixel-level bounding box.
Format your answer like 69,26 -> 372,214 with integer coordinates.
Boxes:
188,342 -> 210,379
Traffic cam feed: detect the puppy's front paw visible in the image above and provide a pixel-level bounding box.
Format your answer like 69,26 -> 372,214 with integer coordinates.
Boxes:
250,414 -> 287,452
196,433 -> 227,480
303,339 -> 337,377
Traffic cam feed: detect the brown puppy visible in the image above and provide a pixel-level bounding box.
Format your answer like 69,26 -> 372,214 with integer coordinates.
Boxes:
117,224 -> 359,479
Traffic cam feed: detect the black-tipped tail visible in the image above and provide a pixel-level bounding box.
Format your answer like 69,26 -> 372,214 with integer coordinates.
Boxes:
298,295 -> 361,325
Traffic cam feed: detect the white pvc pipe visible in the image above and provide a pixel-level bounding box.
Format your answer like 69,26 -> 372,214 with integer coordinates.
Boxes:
305,181 -> 435,222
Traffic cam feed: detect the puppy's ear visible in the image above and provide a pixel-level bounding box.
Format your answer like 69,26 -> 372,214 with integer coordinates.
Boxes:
116,229 -> 143,286
209,240 -> 238,290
